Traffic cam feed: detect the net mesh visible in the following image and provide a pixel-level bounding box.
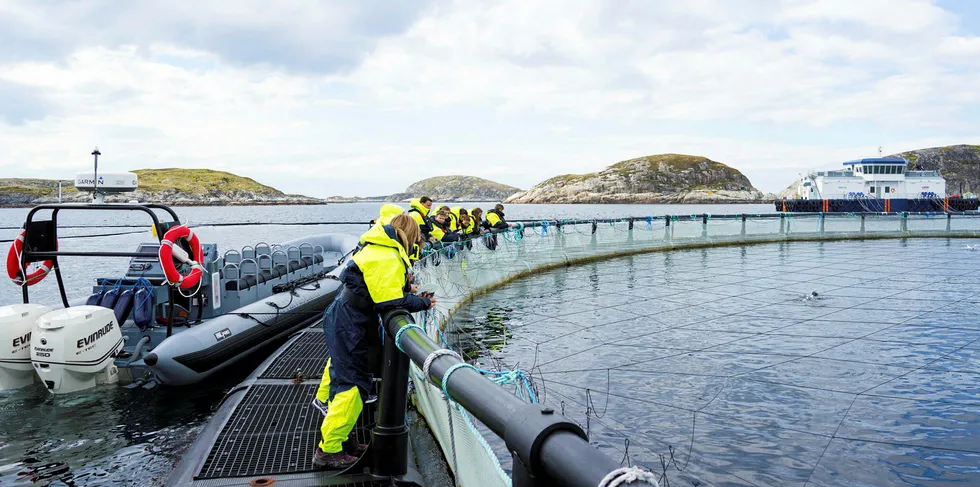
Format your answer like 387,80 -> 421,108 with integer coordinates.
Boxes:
409,213 -> 980,486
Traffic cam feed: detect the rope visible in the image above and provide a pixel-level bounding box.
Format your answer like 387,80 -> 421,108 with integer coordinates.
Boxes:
598,467 -> 660,487
394,324 -> 425,353
422,349 -> 463,382
441,362 -> 477,399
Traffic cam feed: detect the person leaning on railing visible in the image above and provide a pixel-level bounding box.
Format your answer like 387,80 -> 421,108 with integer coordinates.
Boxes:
408,196 -> 436,243
484,203 -> 512,230
468,207 -> 485,236
430,209 -> 462,242
312,213 -> 434,469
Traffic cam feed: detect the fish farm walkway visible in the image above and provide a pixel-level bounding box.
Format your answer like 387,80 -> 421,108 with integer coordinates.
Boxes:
169,323 -> 386,486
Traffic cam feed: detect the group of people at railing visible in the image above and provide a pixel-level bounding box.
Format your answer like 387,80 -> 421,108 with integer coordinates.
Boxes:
400,197 -> 512,243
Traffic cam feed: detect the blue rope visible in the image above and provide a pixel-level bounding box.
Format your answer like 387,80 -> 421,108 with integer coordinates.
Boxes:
474,368 -> 538,403
395,324 -> 425,353
441,362 -> 477,399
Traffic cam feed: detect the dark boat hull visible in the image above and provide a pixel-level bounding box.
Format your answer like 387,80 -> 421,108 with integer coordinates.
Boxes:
776,198 -> 980,213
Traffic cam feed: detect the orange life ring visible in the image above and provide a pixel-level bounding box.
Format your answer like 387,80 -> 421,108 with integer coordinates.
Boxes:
6,231 -> 55,286
158,225 -> 205,289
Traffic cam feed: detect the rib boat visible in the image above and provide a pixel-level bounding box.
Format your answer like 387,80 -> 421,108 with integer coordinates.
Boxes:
0,160 -> 357,394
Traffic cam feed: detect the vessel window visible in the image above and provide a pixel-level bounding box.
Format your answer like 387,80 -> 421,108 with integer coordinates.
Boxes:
885,186 -> 890,193
890,166 -> 897,174
876,165 -> 882,174
864,165 -> 871,173
871,165 -> 878,174
870,186 -> 876,194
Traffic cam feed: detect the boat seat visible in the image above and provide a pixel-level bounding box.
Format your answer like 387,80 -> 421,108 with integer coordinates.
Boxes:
242,246 -> 256,260
255,242 -> 272,258
226,258 -> 261,291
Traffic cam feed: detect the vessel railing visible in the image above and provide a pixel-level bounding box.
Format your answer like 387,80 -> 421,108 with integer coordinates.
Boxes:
16,203 -> 180,312
377,309 -> 657,487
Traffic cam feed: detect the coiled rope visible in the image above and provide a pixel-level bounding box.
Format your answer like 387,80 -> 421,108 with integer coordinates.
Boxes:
598,466 -> 660,487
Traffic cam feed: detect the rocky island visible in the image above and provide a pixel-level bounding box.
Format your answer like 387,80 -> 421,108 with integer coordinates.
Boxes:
891,145 -> 980,195
0,168 -> 322,207
387,175 -> 521,202
505,154 -> 764,204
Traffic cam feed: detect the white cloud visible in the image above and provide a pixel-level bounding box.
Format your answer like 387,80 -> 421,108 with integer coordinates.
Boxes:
0,0 -> 977,196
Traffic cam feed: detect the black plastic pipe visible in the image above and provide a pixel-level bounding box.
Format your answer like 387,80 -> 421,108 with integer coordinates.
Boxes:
373,327 -> 412,477
383,310 -> 656,487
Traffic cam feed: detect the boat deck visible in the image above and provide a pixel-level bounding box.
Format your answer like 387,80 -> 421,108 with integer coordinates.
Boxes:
168,324 -> 391,487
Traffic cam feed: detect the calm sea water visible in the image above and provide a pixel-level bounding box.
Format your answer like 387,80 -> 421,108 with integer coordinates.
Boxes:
450,239 -> 980,486
0,202 -> 771,486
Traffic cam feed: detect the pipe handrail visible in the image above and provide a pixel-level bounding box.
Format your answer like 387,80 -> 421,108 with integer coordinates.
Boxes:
381,310 -> 657,487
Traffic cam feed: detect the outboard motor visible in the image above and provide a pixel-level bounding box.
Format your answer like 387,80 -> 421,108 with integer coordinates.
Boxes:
32,306 -> 124,394
0,304 -> 52,390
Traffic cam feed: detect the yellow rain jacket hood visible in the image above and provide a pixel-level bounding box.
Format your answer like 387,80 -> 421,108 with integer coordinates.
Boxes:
351,224 -> 413,304
375,204 -> 405,227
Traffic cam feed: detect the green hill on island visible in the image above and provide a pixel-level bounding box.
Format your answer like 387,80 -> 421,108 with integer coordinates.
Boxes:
505,153 -> 764,204
0,168 -> 319,207
387,175 -> 521,202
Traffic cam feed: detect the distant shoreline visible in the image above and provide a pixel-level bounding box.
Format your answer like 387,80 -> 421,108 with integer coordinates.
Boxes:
0,199 -> 776,209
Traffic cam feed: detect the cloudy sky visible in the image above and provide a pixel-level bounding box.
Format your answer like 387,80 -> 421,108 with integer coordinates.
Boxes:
0,0 -> 978,197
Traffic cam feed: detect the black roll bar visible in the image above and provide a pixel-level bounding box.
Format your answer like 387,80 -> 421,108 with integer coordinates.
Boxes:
376,310 -> 657,487
18,203 -> 180,316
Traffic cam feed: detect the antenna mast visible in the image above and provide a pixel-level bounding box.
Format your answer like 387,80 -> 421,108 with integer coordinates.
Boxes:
91,147 -> 102,204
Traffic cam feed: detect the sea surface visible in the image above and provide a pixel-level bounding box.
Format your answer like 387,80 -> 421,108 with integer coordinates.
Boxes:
449,239 -> 980,486
0,202 -> 770,486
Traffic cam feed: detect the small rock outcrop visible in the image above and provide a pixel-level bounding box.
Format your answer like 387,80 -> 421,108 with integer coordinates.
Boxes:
0,168 -> 322,207
387,176 -> 520,202
504,154 -> 764,204
889,145 -> 980,195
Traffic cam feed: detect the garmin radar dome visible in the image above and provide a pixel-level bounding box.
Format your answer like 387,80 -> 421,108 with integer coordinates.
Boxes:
73,147 -> 138,203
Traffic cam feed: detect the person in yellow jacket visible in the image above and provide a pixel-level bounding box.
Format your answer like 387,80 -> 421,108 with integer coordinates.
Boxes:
447,207 -> 468,232
312,205 -> 419,418
484,203 -> 512,230
468,208 -> 485,236
408,197 -> 435,241
372,203 -> 405,227
312,214 -> 435,469
427,210 -> 451,241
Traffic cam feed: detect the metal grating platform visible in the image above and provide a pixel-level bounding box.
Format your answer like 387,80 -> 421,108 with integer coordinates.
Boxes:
260,332 -> 329,380
196,379 -> 375,479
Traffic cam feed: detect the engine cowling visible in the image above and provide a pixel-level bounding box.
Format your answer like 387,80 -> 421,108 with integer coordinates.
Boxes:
0,304 -> 52,390
32,306 -> 124,394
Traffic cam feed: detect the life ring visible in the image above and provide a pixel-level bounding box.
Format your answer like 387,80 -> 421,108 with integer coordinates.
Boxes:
6,231 -> 55,286
158,225 -> 205,289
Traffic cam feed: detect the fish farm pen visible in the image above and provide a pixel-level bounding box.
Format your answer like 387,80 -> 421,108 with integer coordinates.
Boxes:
159,211 -> 980,486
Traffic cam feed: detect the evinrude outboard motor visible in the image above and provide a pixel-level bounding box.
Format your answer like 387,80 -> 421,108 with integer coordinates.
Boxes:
0,304 -> 52,390
32,306 -> 124,394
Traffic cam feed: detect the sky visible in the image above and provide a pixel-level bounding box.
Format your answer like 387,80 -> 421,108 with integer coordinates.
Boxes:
0,0 -> 978,197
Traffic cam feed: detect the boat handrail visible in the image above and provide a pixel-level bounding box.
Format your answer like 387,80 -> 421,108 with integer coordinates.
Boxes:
18,202 -> 182,307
